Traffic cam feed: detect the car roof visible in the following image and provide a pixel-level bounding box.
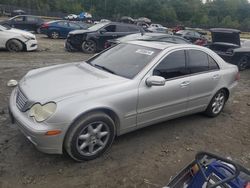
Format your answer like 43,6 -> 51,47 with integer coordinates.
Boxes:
126,40 -> 193,50
210,28 -> 241,33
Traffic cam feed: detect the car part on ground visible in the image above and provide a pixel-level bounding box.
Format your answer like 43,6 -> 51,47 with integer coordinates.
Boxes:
65,22 -> 142,53
208,28 -> 250,71
9,41 -> 238,161
0,25 -> 37,52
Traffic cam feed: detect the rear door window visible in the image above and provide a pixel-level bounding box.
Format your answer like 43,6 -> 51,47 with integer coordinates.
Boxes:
57,21 -> 69,27
208,56 -> 220,70
187,50 -> 209,73
68,22 -> 81,29
26,16 -> 37,23
116,25 -> 130,32
153,50 -> 187,79
104,25 -> 116,32
13,16 -> 24,22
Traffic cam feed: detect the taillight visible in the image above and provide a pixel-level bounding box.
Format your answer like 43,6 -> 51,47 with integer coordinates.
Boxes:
41,23 -> 49,29
235,72 -> 240,81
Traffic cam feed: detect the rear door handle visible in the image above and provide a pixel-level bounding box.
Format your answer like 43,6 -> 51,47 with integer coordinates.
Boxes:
180,81 -> 190,88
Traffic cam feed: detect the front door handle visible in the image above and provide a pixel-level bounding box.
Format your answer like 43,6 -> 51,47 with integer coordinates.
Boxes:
180,81 -> 190,88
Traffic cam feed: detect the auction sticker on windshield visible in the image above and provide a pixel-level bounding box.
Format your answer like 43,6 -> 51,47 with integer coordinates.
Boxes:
136,49 -> 154,56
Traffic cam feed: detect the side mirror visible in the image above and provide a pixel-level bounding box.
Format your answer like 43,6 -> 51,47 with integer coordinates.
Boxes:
99,28 -> 106,34
146,76 -> 165,87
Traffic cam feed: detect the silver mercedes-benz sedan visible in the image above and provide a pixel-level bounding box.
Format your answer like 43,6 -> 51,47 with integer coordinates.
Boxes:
9,41 -> 239,161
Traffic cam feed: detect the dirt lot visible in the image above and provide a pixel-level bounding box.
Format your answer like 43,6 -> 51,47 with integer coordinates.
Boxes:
0,35 -> 249,188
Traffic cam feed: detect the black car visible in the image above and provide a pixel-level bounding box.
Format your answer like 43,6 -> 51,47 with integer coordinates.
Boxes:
175,30 -> 207,44
65,22 -> 142,53
0,15 -> 44,33
105,32 -> 191,48
208,28 -> 250,70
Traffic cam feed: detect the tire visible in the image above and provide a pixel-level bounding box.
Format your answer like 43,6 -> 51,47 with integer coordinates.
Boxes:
6,39 -> 24,52
82,40 -> 97,53
237,56 -> 249,71
64,112 -> 116,161
204,90 -> 227,117
50,31 -> 60,39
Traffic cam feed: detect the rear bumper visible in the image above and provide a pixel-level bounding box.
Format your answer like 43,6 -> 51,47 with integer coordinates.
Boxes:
25,39 -> 38,51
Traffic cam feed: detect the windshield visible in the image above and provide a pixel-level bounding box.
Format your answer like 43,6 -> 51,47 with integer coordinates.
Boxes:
118,34 -> 152,42
88,22 -> 108,31
87,43 -> 161,79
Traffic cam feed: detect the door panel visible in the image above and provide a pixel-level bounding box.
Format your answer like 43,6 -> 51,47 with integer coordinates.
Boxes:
188,72 -> 220,111
137,77 -> 190,127
187,49 -> 221,111
137,49 -> 190,128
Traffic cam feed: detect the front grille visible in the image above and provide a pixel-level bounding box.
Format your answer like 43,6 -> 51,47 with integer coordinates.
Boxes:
16,87 -> 29,112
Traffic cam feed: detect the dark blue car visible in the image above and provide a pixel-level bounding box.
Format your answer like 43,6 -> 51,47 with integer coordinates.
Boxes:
40,20 -> 89,39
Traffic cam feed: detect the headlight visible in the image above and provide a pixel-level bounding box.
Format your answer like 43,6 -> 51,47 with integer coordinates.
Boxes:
29,102 -> 56,122
22,34 -> 35,40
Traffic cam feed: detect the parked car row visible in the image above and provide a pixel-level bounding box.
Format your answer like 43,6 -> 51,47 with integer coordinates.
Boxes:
0,14 -> 249,70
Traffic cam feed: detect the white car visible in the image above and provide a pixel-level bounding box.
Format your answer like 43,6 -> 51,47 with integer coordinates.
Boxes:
65,14 -> 78,20
0,25 -> 37,52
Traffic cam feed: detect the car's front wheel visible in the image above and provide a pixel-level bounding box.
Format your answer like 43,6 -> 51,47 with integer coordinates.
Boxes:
205,90 -> 227,117
64,112 -> 115,161
6,39 -> 24,52
82,40 -> 97,53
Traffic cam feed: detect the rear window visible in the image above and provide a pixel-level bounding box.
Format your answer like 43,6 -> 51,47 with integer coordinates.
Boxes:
87,43 -> 161,79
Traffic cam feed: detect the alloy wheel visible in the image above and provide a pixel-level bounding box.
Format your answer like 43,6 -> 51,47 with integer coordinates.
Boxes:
212,92 -> 225,114
82,41 -> 96,53
76,121 -> 110,156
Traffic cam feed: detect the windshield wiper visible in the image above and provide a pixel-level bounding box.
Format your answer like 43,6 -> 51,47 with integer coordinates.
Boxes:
93,64 -> 116,75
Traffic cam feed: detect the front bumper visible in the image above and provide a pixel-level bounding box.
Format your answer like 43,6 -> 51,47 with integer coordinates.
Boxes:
9,88 -> 66,154
25,39 -> 38,51
65,40 -> 79,52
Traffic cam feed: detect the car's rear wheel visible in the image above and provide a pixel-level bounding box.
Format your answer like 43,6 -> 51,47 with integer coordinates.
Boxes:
237,56 -> 249,71
6,39 -> 24,52
205,90 -> 227,117
82,40 -> 97,53
50,31 -> 60,39
64,112 -> 115,161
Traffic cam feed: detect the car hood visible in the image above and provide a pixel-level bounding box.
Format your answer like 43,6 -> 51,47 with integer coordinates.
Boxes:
19,62 -> 128,103
8,28 -> 35,38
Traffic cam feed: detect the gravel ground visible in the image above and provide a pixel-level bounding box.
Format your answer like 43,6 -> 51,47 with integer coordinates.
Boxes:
0,35 -> 249,188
